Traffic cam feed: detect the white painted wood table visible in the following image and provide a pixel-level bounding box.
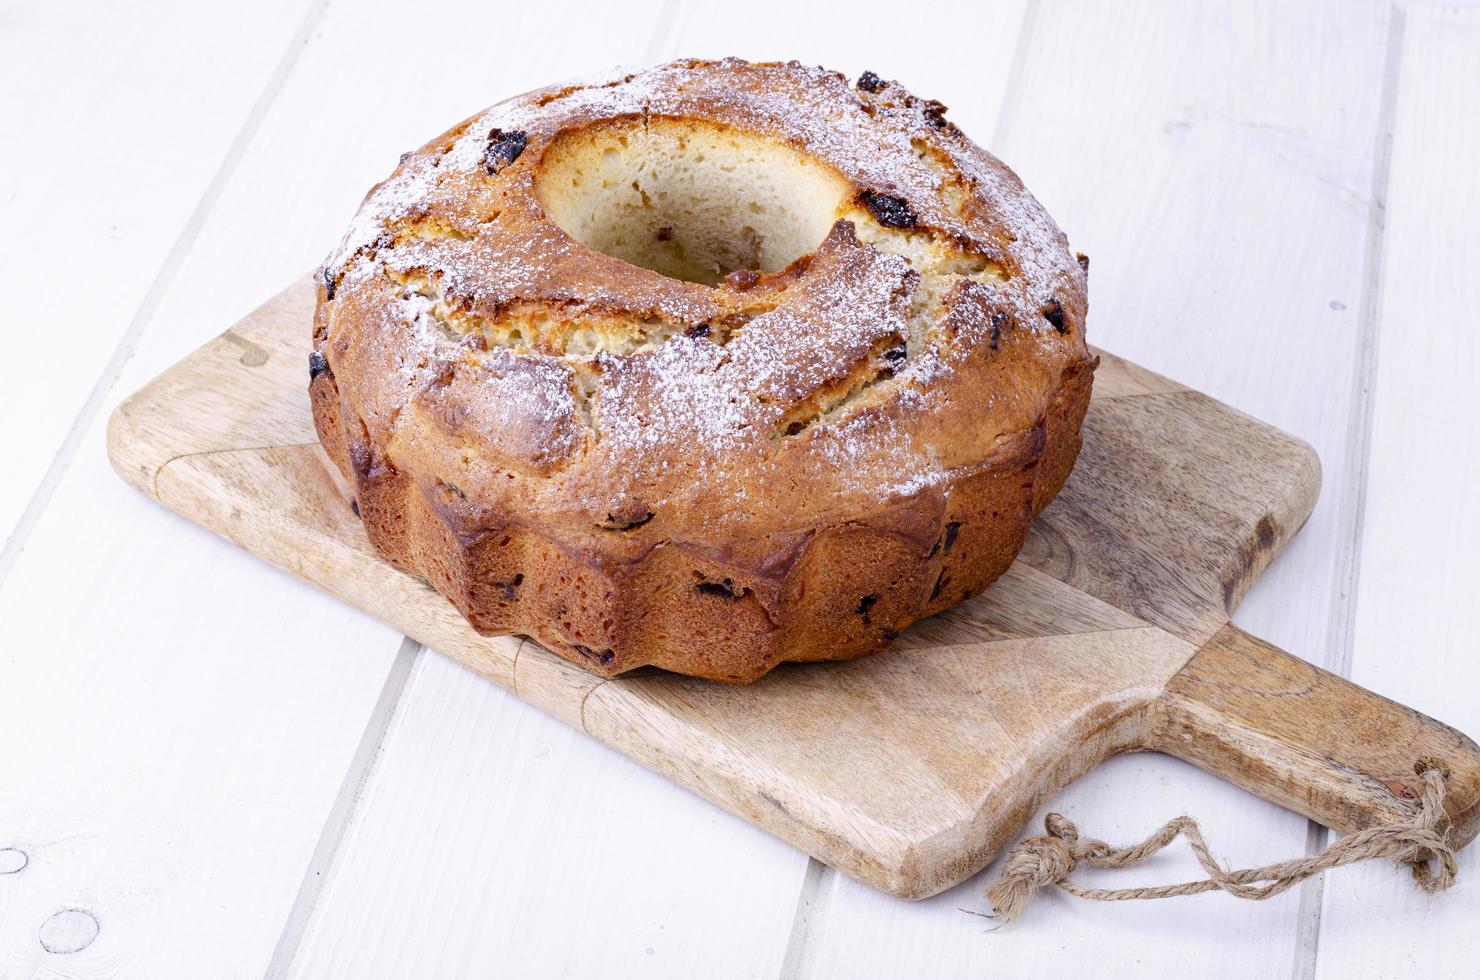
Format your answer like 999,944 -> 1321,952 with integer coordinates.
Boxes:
3,1 -> 1477,976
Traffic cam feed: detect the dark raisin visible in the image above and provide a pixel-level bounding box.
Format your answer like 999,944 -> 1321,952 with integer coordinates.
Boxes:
882,342 -> 907,365
398,151 -> 412,165
859,191 -> 917,230
655,225 -> 674,242
921,99 -> 950,129
943,521 -> 962,554
442,482 -> 466,500
600,510 -> 654,531
696,579 -> 740,599
309,351 -> 331,381
496,573 -> 524,600
321,265 -> 338,300
990,311 -> 1008,350
350,499 -> 360,517
856,594 -> 878,623
575,646 -> 614,664
485,128 -> 528,174
1043,298 -> 1067,333
1076,252 -> 1090,273
685,323 -> 712,339
882,629 -> 900,641
929,571 -> 948,601
928,538 -> 941,558
348,442 -> 373,478
857,70 -> 885,93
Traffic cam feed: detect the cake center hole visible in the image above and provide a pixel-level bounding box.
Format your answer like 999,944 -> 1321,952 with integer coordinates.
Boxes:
537,119 -> 850,286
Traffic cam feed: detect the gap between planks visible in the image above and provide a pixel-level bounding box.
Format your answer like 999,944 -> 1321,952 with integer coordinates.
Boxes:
266,637 -> 425,979
987,0 -> 1041,153
643,0 -> 686,63
0,0 -> 332,590
1293,4 -> 1408,978
778,858 -> 833,980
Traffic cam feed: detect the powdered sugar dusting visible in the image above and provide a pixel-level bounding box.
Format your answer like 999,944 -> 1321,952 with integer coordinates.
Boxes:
327,157 -> 439,275
592,228 -> 913,465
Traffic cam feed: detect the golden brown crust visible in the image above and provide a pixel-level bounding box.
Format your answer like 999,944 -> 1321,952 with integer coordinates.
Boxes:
311,59 -> 1094,682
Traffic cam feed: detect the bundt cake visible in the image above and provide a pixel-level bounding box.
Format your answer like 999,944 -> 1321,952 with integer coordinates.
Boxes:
310,58 -> 1095,683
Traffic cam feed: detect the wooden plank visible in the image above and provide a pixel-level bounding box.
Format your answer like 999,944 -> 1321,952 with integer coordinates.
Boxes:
0,411 -> 403,975
0,0 -> 318,548
284,651 -> 808,979
1314,7 -> 1480,976
0,6 -> 422,976
993,0 -> 1394,669
803,0 -> 1397,974
0,2 -> 421,975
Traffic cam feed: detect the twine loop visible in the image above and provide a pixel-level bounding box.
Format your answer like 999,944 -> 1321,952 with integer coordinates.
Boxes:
986,766 -> 1457,922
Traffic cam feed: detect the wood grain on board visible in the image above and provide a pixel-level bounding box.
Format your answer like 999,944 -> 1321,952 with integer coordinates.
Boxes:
108,280 -> 1480,899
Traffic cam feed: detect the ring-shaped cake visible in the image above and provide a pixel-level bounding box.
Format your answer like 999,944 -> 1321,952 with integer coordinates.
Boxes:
311,58 -> 1095,682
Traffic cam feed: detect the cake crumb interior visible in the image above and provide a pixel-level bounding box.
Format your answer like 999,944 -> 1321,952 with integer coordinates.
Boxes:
537,118 -> 851,286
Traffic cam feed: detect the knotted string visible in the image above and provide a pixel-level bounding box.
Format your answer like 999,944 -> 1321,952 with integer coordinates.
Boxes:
986,766 -> 1457,922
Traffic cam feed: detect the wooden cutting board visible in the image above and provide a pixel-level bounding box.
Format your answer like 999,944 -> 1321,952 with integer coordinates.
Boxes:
108,279 -> 1480,899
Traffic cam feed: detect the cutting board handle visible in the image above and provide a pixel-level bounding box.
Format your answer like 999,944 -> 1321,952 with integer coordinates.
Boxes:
1148,623 -> 1480,847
